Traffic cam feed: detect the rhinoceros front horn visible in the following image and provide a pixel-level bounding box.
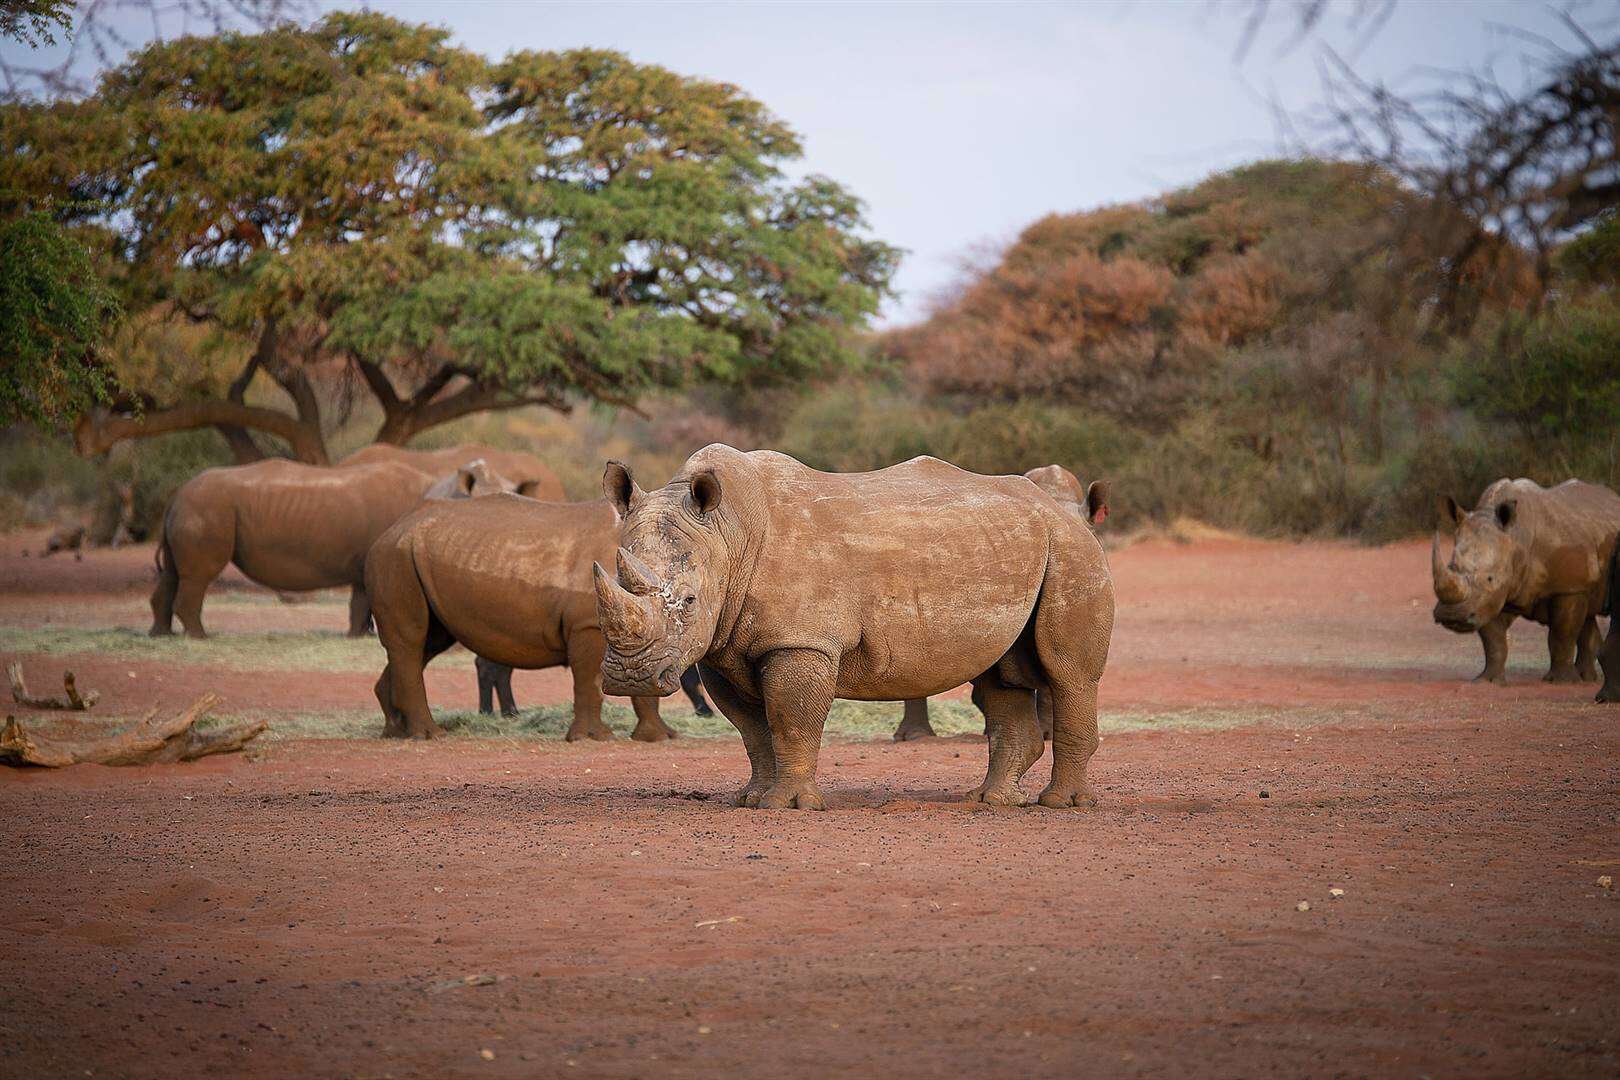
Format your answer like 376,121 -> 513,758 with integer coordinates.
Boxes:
1432,532 -> 1467,604
616,547 -> 663,597
594,561 -> 653,645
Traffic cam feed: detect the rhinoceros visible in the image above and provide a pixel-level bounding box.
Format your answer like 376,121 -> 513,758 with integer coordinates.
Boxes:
1432,478 -> 1620,684
1598,547 -> 1620,703
151,460 -> 506,639
893,463 -> 1111,741
367,495 -> 691,741
342,442 -> 564,501
593,445 -> 1116,810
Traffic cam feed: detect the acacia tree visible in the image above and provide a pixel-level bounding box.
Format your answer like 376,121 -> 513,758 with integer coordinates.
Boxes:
2,12 -> 896,462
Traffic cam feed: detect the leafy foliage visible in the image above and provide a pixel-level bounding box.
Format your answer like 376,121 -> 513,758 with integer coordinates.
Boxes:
0,0 -> 70,48
0,12 -> 896,459
1453,305 -> 1620,445
0,207 -> 121,428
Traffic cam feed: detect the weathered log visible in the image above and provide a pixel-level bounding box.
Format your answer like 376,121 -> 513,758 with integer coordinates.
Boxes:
0,694 -> 267,767
7,663 -> 99,710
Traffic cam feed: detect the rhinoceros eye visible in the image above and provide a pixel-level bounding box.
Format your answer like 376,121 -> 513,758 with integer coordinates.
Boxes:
680,594 -> 696,611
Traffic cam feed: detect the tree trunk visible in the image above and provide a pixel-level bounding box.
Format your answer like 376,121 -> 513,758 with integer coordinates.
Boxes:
74,402 -> 329,464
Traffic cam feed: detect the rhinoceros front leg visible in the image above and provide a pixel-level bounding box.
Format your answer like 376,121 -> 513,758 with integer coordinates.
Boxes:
1545,595 -> 1587,684
1476,612 -> 1514,684
629,696 -> 679,742
697,662 -> 776,806
564,630 -> 616,742
893,698 -> 936,741
1576,614 -> 1602,682
757,649 -> 837,811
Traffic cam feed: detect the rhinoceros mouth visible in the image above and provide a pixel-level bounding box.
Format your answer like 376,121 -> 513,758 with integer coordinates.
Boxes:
1432,601 -> 1478,633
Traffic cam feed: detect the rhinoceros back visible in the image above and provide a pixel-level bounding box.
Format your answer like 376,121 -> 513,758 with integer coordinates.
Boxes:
173,460 -> 430,591
1482,478 -> 1620,601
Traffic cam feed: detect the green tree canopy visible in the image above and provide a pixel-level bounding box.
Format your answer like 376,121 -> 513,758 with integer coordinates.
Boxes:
2,11 -> 896,461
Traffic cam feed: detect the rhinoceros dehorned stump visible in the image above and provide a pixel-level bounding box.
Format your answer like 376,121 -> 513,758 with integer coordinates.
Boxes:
592,444 -> 1116,810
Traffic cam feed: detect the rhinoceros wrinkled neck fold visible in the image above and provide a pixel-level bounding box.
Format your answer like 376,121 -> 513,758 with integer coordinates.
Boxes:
1432,532 -> 1466,604
593,561 -> 655,647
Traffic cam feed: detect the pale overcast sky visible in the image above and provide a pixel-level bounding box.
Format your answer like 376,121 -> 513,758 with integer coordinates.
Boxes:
6,1 -> 1596,323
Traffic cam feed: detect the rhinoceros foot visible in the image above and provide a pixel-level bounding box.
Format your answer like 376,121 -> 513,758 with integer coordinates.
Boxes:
564,720 -> 615,743
1035,784 -> 1098,810
1544,665 -> 1583,685
630,719 -> 678,743
755,779 -> 826,811
964,781 -> 1028,807
1473,668 -> 1508,686
892,718 -> 937,742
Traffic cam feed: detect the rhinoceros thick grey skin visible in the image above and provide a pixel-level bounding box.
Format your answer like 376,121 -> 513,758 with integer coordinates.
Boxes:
151,459 -> 448,639
892,463 -> 1110,742
342,442 -> 565,501
1432,478 -> 1620,684
593,445 -> 1115,810
367,495 -> 687,741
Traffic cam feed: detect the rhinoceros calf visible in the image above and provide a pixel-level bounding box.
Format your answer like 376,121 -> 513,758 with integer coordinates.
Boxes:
366,495 -> 683,741
151,460 -> 506,639
593,445 -> 1116,810
893,463 -> 1110,742
342,442 -> 564,501
1432,478 -> 1620,684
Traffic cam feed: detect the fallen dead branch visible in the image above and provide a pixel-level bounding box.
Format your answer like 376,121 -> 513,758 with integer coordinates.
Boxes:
0,694 -> 267,767
7,663 -> 99,710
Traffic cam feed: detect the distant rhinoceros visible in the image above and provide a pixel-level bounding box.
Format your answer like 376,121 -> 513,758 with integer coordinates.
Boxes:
151,459 -> 505,639
366,495 -> 693,741
1432,478 -> 1620,684
593,445 -> 1115,810
341,443 -> 564,501
893,463 -> 1110,742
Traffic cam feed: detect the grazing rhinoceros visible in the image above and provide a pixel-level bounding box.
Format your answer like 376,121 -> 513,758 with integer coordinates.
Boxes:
593,445 -> 1115,810
151,460 -> 506,639
1432,478 -> 1620,684
893,464 -> 1111,742
366,495 -> 693,741
341,443 -> 564,501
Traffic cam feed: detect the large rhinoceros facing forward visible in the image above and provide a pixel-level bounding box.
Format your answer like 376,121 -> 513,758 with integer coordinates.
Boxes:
592,445 -> 1116,810
1432,478 -> 1620,684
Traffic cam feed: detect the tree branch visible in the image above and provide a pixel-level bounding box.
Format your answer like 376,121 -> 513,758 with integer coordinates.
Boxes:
75,399 -> 329,463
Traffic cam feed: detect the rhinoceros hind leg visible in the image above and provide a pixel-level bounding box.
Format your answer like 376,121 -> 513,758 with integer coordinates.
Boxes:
755,648 -> 835,811
629,695 -> 678,742
1576,615 -> 1602,682
893,698 -> 937,741
1028,541 -> 1113,809
563,630 -> 616,742
964,675 -> 1041,806
1544,595 -> 1587,683
1597,620 -> 1620,702
346,585 -> 374,638
378,620 -> 451,739
698,663 -> 777,806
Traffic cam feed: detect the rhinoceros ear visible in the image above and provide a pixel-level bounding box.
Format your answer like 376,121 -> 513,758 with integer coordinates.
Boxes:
1085,480 -> 1111,526
1496,499 -> 1518,529
458,465 -> 480,495
1437,495 -> 1465,529
603,461 -> 641,520
689,469 -> 722,519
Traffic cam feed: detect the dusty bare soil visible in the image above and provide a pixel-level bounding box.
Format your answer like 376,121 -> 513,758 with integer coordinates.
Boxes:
2,530 -> 1617,1078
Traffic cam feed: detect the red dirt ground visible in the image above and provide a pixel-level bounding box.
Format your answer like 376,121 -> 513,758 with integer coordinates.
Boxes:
2,531 -> 1617,1078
